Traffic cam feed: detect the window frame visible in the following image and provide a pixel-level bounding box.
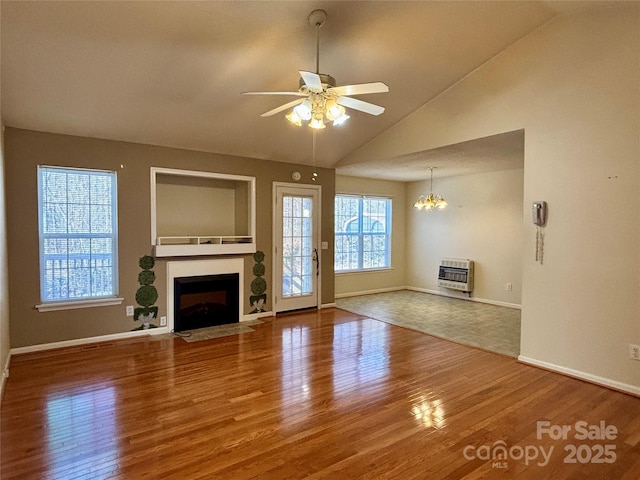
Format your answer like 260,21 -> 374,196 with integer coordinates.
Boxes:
36,165 -> 123,312
334,194 -> 392,273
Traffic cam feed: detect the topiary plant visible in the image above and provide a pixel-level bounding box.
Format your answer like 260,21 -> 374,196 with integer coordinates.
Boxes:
133,255 -> 158,330
250,250 -> 267,313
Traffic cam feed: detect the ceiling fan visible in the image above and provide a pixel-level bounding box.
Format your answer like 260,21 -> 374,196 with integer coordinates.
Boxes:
242,9 -> 389,129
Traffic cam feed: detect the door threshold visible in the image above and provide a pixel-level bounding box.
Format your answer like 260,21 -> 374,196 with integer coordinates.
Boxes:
275,306 -> 319,316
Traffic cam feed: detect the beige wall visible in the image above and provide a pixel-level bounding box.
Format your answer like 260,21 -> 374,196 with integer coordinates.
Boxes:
155,175 -> 239,237
0,1 -> 9,383
0,126 -> 10,388
340,6 -> 640,390
407,169 -> 523,306
5,128 -> 335,348
335,175 -> 406,296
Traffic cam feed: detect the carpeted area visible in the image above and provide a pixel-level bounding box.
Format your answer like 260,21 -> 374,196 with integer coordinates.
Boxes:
336,290 -> 521,357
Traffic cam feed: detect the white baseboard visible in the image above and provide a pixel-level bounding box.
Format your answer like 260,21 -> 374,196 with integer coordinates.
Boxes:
1,352 -> 10,403
335,286 -> 406,299
10,312 -> 275,356
321,302 -> 337,309
10,326 -> 171,356
518,355 -> 640,397
335,285 -> 521,309
406,286 -> 522,310
242,311 -> 273,321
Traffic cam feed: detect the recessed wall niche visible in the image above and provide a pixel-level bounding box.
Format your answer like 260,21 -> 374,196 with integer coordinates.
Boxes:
150,167 -> 256,257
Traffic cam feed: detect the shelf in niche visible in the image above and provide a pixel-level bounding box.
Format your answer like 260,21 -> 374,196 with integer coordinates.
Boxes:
151,167 -> 256,257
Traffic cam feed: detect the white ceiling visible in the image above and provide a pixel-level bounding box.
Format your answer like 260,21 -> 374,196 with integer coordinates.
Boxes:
0,1 -> 598,179
338,130 -> 525,182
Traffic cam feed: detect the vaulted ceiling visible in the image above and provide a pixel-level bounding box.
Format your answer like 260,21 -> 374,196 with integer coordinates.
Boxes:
1,1 -> 597,179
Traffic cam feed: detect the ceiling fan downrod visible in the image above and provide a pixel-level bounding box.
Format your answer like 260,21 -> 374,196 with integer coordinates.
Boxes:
308,9 -> 327,75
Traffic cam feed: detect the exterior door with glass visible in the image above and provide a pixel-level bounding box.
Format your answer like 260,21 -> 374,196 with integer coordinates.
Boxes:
273,184 -> 321,313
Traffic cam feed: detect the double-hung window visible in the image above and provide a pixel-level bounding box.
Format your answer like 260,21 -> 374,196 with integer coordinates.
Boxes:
37,166 -> 119,308
334,194 -> 391,272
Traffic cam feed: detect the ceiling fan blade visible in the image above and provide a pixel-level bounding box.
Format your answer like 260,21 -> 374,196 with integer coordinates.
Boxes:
336,96 -> 385,116
328,82 -> 389,97
299,71 -> 323,92
260,98 -> 305,117
242,91 -> 306,96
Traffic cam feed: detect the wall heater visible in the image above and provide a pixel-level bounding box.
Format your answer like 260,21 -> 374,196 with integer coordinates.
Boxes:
438,258 -> 474,293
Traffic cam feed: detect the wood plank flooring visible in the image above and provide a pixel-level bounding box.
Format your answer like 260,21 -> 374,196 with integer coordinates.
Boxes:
1,308 -> 639,479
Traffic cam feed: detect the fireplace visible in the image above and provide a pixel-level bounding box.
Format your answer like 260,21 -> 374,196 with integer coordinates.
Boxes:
166,258 -> 244,333
174,273 -> 239,332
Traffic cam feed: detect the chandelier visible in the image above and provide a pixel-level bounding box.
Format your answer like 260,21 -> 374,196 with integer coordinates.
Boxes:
414,167 -> 448,210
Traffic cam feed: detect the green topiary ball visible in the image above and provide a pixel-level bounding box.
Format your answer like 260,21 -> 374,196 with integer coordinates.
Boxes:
252,263 -> 265,277
136,285 -> 158,307
139,255 -> 155,270
138,270 -> 155,286
253,251 -> 265,263
250,277 -> 267,295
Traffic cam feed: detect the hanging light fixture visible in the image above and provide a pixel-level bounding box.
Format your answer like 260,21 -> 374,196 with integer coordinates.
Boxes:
243,9 -> 387,130
286,92 -> 351,129
289,95 -> 350,129
414,167 -> 448,210
286,11 -> 344,130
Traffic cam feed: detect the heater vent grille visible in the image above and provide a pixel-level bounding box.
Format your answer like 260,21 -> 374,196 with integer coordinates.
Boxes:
438,258 -> 474,292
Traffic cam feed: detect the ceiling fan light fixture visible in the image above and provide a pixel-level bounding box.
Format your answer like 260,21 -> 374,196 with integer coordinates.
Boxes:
325,100 -> 345,121
293,100 -> 312,121
309,115 -> 326,129
332,113 -> 349,126
286,111 -> 302,126
242,9 -> 388,129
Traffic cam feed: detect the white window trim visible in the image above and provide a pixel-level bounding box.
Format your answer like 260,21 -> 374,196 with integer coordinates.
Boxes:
335,194 -> 392,273
335,267 -> 395,276
37,165 -> 119,305
36,297 -> 124,312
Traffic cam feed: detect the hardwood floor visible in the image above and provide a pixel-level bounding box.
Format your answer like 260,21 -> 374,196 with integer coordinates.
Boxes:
1,308 -> 638,479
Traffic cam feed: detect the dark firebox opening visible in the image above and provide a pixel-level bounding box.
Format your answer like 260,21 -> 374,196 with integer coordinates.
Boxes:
174,273 -> 239,332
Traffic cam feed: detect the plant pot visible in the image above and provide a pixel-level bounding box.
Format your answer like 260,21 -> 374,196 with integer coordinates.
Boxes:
250,294 -> 267,313
138,312 -> 156,329
132,306 -> 159,331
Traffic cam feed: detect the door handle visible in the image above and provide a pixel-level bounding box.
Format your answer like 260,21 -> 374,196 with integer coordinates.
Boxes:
314,248 -> 319,276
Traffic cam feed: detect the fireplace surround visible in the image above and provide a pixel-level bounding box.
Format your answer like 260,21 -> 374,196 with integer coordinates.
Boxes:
173,273 -> 239,332
166,258 -> 244,332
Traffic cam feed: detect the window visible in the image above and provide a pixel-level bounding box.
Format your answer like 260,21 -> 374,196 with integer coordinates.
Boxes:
38,166 -> 118,305
335,195 -> 391,272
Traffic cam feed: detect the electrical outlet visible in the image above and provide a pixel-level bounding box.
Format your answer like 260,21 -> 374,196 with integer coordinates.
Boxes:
126,305 -> 134,317
630,344 -> 640,361
160,316 -> 167,327
506,283 -> 512,291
